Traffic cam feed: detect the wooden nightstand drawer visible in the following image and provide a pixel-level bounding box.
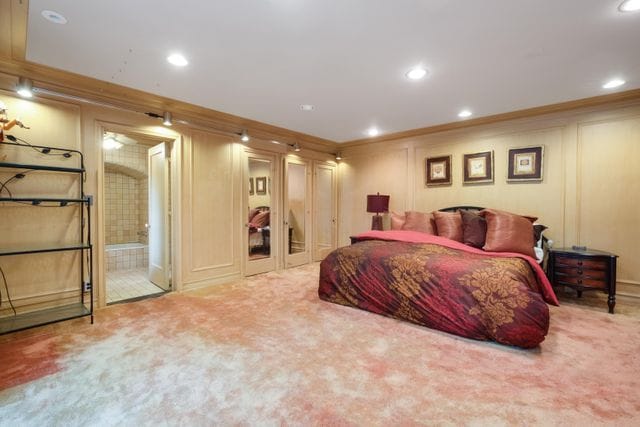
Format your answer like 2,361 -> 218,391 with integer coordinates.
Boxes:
555,266 -> 606,279
554,256 -> 607,270
554,274 -> 607,289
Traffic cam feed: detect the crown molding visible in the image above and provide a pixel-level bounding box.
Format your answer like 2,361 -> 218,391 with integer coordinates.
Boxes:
340,88 -> 640,148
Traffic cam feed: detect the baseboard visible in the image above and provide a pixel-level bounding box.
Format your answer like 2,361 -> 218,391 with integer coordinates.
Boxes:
618,281 -> 640,299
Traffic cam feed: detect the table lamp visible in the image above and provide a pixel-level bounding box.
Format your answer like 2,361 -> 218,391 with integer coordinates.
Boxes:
366,192 -> 389,231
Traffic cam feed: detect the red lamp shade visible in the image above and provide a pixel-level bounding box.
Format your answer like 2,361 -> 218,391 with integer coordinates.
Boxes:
366,193 -> 390,214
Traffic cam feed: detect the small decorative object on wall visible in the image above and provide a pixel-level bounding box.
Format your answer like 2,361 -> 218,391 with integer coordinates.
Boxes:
425,155 -> 452,186
507,145 -> 544,182
249,177 -> 254,195
268,177 -> 271,194
463,150 -> 494,184
256,176 -> 267,195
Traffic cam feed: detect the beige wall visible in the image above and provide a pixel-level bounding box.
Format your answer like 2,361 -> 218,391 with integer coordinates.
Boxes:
0,93 -> 83,314
338,101 -> 640,293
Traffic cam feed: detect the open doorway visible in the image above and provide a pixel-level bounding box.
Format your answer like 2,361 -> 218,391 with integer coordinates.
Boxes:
102,131 -> 171,304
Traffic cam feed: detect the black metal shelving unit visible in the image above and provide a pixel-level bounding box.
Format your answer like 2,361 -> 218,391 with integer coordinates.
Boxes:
0,139 -> 93,334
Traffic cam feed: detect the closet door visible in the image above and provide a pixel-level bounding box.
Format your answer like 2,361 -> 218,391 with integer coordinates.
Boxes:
313,161 -> 337,261
244,151 -> 279,276
284,157 -> 311,268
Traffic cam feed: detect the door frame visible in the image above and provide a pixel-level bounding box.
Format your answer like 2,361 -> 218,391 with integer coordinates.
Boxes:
96,121 -> 181,308
243,148 -> 281,276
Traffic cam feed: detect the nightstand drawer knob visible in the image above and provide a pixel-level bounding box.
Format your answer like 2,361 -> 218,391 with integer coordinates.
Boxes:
577,279 -> 582,284
577,261 -> 583,266
577,269 -> 583,275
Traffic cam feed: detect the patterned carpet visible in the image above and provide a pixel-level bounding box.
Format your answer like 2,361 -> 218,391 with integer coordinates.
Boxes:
1,263 -> 639,426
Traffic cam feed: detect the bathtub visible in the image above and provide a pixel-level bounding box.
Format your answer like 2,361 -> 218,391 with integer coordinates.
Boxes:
106,242 -> 149,272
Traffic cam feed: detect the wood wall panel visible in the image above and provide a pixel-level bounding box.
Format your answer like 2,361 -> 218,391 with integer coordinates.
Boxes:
182,130 -> 241,286
577,116 -> 640,284
338,148 -> 409,246
413,127 -> 565,240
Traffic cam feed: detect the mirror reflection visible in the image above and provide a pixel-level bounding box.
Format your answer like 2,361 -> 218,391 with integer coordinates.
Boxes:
287,163 -> 306,254
248,159 -> 271,260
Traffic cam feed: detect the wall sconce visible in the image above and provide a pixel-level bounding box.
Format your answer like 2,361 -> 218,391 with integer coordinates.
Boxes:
292,142 -> 301,152
240,129 -> 250,143
335,152 -> 342,161
16,77 -> 34,98
162,111 -> 173,126
366,192 -> 389,231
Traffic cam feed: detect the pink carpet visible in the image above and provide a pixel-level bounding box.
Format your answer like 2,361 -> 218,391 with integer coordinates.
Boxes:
1,263 -> 639,425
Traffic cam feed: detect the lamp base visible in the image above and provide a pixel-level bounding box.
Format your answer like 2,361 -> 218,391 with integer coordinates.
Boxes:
371,215 -> 383,231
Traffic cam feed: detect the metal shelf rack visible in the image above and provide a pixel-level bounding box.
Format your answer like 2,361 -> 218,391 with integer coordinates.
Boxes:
0,139 -> 93,334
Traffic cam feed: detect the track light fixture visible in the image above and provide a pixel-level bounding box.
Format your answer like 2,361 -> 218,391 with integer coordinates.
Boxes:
16,77 -> 34,98
290,142 -> 301,152
162,111 -> 173,126
240,129 -> 250,143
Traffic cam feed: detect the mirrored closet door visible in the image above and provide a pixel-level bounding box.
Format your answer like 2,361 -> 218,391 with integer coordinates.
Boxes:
283,157 -> 311,268
244,151 -> 278,276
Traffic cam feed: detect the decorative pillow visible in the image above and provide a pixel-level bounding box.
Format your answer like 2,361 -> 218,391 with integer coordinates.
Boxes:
251,210 -> 270,228
460,209 -> 487,248
390,211 -> 406,230
248,208 -> 260,222
402,211 -> 436,234
481,209 -> 536,258
433,211 -> 463,242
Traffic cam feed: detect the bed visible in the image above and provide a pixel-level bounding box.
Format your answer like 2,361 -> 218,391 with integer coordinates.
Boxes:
318,206 -> 558,348
248,206 -> 270,253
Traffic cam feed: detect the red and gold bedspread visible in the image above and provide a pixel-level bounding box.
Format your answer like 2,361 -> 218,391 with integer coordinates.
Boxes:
318,231 -> 558,348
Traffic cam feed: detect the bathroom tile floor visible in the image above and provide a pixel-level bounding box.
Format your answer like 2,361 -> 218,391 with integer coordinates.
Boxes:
106,268 -> 165,304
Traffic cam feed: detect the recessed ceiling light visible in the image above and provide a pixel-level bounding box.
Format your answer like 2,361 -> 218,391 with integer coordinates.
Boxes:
458,109 -> 473,118
405,67 -> 428,80
167,53 -> 188,67
300,104 -> 315,111
619,0 -> 640,12
367,127 -> 380,137
602,78 -> 626,89
41,10 -> 67,24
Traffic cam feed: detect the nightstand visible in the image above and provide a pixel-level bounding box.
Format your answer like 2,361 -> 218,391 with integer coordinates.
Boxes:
548,247 -> 618,314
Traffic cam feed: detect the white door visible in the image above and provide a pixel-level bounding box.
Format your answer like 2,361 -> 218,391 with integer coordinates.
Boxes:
313,161 -> 337,261
148,142 -> 171,290
284,157 -> 311,268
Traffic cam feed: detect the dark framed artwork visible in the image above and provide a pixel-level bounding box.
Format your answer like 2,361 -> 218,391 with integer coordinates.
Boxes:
463,151 -> 494,184
507,146 -> 544,182
256,176 -> 267,195
425,155 -> 452,186
249,177 -> 254,195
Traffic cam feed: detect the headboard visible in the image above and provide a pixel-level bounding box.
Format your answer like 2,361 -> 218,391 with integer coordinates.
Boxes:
438,205 -> 484,212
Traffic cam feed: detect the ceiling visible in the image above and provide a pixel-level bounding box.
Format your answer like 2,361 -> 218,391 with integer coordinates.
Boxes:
26,0 -> 640,143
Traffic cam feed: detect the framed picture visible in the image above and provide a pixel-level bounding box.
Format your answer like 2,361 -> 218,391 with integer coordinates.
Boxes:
268,177 -> 271,194
249,177 -> 254,195
507,146 -> 544,182
256,176 -> 267,195
463,151 -> 494,184
425,155 -> 452,186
